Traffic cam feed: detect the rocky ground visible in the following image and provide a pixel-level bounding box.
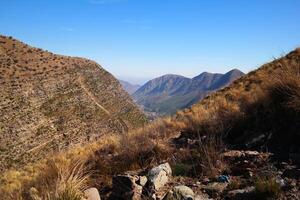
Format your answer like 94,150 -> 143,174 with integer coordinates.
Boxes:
81,148 -> 300,200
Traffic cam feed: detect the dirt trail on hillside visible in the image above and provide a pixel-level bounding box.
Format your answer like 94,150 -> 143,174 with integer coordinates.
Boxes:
78,76 -> 128,133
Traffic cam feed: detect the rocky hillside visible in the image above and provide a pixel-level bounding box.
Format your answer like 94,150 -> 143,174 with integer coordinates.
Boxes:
119,80 -> 141,94
0,35 -> 147,172
133,69 -> 244,115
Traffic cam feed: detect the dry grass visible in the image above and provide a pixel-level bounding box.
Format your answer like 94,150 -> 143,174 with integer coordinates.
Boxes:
2,159 -> 90,200
254,177 -> 282,199
196,135 -> 226,178
270,61 -> 300,111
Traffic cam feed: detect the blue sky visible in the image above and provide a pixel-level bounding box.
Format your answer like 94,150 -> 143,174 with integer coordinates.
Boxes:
1,0 -> 300,84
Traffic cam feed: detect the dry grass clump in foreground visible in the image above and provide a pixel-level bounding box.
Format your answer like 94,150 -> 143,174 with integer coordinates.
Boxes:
254,177 -> 282,199
0,134 -> 119,199
30,160 -> 90,200
2,159 -> 90,200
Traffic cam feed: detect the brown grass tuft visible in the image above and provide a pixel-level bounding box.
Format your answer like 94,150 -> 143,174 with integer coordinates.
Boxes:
254,177 -> 282,199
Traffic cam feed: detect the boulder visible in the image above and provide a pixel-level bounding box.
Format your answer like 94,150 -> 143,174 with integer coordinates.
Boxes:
163,185 -> 195,200
111,174 -> 143,200
84,188 -> 101,200
148,162 -> 172,190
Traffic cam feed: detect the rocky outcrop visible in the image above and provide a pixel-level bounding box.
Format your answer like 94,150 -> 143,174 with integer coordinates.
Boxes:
106,149 -> 300,200
110,163 -> 172,200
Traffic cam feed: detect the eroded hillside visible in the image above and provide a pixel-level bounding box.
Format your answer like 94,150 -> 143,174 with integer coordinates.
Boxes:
0,35 -> 147,172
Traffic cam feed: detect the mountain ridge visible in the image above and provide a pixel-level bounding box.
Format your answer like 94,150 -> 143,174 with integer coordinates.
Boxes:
133,69 -> 244,115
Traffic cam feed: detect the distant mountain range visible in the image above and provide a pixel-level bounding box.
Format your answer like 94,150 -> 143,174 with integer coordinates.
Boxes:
119,80 -> 141,94
132,69 -> 244,115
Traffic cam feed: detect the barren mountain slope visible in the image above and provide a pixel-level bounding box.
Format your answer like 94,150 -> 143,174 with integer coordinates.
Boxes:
0,35 -> 147,172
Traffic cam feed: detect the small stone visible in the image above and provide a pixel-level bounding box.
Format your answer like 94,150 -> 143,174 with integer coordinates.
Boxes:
226,186 -> 255,199
244,150 -> 260,157
84,188 -> 101,200
222,150 -> 244,159
202,178 -> 210,184
163,185 -> 195,200
138,175 -> 148,186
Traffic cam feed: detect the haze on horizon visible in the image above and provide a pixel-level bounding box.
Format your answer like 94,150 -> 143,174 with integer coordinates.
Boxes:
1,0 -> 300,84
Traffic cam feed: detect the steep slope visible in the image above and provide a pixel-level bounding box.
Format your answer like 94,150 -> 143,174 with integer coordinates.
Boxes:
0,35 -> 147,172
177,48 -> 300,157
133,70 -> 244,115
119,80 -> 140,94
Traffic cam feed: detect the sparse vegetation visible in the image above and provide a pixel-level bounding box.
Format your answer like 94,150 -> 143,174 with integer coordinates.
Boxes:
0,35 -> 299,199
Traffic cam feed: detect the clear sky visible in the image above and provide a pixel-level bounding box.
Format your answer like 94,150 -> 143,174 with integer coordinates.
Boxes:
1,0 -> 300,84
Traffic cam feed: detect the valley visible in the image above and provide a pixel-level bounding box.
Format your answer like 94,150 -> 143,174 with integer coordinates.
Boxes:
0,2 -> 299,198
0,35 -> 299,200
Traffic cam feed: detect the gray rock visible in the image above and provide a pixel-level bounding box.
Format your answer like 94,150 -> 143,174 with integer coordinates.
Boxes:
84,188 -> 101,200
226,186 -> 255,200
148,162 -> 172,190
202,182 -> 228,198
138,175 -> 148,186
163,185 -> 194,200
222,150 -> 244,159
